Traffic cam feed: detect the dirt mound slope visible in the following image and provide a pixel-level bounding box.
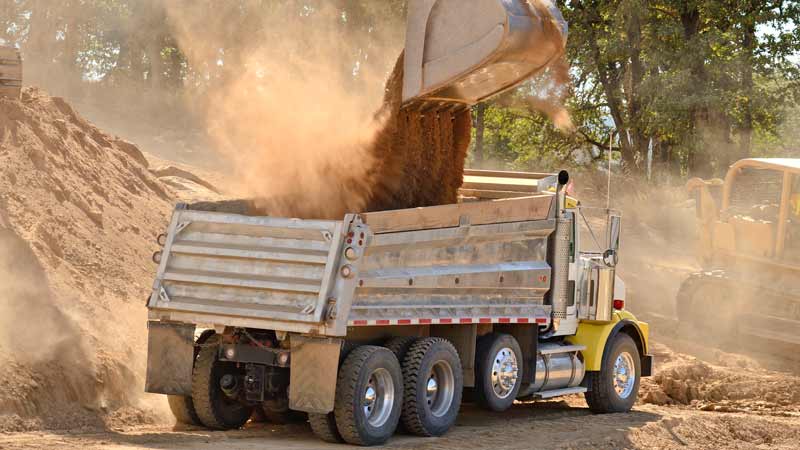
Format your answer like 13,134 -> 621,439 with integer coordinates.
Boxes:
0,88 -> 173,431
640,343 -> 800,416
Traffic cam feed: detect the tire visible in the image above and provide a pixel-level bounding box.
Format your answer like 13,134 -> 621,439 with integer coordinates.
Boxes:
676,272 -> 738,341
384,336 -> 417,363
384,337 -> 418,433
340,340 -> 360,362
585,333 -> 641,413
309,412 -> 343,443
191,335 -> 254,429
168,395 -> 201,426
401,338 -> 463,437
334,346 -> 403,446
474,333 -> 523,412
167,329 -> 217,426
261,397 -> 307,424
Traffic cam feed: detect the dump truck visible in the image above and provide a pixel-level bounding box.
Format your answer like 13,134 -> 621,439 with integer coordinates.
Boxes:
0,46 -> 22,99
680,158 -> 800,354
145,1 -> 652,446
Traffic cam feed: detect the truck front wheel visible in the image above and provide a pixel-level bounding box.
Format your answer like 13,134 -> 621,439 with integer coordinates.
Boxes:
585,333 -> 640,413
334,346 -> 403,446
191,335 -> 254,429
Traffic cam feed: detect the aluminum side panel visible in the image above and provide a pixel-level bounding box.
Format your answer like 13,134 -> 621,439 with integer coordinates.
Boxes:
348,219 -> 555,323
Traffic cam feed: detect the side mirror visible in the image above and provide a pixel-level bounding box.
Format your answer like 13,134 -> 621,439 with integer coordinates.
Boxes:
607,214 -> 621,252
603,249 -> 618,267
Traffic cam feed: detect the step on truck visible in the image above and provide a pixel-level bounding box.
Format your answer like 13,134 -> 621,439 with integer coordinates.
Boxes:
145,169 -> 652,446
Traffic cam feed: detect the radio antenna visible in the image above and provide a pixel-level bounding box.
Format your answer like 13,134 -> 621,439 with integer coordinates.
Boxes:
607,131 -> 614,211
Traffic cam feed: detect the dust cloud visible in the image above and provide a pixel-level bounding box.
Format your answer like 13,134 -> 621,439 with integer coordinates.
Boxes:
0,89 -> 173,430
0,222 -> 101,420
162,0 -> 572,218
162,1 -> 404,219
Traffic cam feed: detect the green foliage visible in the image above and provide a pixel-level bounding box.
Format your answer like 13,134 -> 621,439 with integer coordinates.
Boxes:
1,1 -> 798,178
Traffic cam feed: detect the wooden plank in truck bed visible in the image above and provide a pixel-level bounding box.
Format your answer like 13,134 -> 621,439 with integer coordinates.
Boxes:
461,175 -> 539,193
361,194 -> 554,234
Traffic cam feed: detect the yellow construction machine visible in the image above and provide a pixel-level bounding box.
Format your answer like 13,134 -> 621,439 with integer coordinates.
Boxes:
680,158 -> 800,352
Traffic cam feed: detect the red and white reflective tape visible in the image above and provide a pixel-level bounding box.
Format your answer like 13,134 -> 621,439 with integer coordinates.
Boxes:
348,317 -> 548,327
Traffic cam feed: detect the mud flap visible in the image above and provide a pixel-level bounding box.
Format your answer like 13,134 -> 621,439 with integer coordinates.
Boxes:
145,321 -> 195,395
289,336 -> 342,414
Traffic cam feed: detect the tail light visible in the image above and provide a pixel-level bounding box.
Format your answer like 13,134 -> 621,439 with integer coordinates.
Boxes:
613,299 -> 625,310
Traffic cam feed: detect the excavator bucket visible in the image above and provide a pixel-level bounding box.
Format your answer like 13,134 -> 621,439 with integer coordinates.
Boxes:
0,46 -> 22,100
403,0 -> 568,107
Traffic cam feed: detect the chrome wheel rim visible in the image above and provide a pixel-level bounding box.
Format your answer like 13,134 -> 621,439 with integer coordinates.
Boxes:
362,368 -> 394,427
613,352 -> 636,399
490,347 -> 519,399
426,360 -> 455,417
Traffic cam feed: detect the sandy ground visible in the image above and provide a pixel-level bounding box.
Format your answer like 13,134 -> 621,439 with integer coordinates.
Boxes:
1,400 -> 798,450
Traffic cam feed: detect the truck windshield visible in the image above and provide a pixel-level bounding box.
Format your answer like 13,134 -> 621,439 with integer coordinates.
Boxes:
787,174 -> 800,261
576,207 -> 607,254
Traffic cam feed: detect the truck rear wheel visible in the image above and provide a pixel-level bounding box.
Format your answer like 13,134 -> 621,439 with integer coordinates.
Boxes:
191,335 -> 254,429
585,333 -> 640,413
474,333 -> 523,412
167,329 -> 217,426
309,412 -> 343,443
260,397 -> 307,424
384,336 -> 417,363
401,338 -> 463,437
168,395 -> 201,426
334,346 -> 403,446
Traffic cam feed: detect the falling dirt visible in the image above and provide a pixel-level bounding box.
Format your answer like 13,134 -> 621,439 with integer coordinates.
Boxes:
362,53 -> 473,212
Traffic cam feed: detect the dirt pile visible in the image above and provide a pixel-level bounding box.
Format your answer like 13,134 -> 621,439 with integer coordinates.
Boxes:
0,88 -> 174,431
640,343 -> 800,416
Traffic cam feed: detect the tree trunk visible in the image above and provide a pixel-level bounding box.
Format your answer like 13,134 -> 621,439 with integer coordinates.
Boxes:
147,38 -> 164,89
623,0 -> 646,173
738,16 -> 756,161
680,2 -> 712,176
474,102 -> 486,168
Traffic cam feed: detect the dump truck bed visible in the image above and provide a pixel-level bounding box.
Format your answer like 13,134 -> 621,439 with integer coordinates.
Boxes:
148,194 -> 556,336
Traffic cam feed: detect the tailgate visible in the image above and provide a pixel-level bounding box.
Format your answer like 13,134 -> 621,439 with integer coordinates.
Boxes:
148,207 -> 347,331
